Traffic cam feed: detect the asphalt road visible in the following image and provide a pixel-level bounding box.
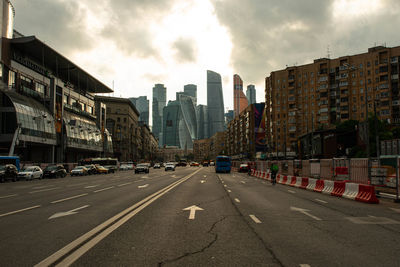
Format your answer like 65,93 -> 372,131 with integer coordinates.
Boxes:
1,167 -> 400,266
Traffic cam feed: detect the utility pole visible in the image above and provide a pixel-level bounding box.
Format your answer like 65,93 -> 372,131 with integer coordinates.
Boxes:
374,100 -> 380,158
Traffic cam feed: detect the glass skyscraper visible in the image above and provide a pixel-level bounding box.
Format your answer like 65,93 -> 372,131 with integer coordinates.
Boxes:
152,84 -> 166,146
246,84 -> 256,105
196,104 -> 208,140
233,74 -> 248,116
129,96 -> 149,125
207,70 -> 224,137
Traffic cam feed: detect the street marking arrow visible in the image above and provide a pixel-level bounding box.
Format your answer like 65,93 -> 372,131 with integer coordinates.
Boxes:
49,205 -> 89,220
138,184 -> 149,188
200,180 -> 206,183
183,205 -> 203,220
290,206 -> 322,221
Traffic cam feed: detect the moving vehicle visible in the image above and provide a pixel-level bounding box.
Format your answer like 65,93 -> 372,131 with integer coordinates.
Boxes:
95,165 -> 109,174
0,164 -> 18,182
190,162 -> 200,167
18,166 -> 43,180
135,163 -> 149,174
177,160 -> 187,167
79,158 -> 118,172
153,163 -> 161,169
202,161 -> 209,167
165,162 -> 175,171
43,165 -> 67,178
239,164 -> 249,173
71,166 -> 88,176
0,156 -> 20,171
215,156 -> 231,173
84,164 -> 97,175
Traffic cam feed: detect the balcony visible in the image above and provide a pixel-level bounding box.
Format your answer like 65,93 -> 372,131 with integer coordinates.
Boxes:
391,74 -> 399,80
64,103 -> 96,120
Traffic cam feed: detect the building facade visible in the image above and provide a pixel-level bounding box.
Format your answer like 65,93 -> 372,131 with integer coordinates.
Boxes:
207,70 -> 225,137
193,139 -> 211,162
184,84 -> 197,104
233,74 -> 248,116
225,103 -> 266,160
156,146 -> 189,162
265,45 -> 400,157
209,131 -> 225,159
129,96 -> 149,126
246,84 -> 256,105
95,96 -> 140,162
196,104 -> 208,139
152,83 -> 166,146
0,4 -> 113,164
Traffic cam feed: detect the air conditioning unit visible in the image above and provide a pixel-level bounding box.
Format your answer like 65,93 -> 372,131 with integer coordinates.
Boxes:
392,100 -> 400,106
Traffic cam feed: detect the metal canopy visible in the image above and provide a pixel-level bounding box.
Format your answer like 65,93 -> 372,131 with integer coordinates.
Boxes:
10,36 -> 113,94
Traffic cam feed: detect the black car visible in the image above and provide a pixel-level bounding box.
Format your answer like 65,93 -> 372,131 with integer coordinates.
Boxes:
43,165 -> 67,178
0,164 -> 18,182
135,163 -> 149,174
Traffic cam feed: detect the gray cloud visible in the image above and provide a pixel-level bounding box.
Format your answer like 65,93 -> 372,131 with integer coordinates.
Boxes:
12,0 -> 93,54
212,0 -> 400,85
172,37 -> 197,63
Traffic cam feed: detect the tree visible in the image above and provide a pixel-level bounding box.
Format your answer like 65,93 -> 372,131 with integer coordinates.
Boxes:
174,154 -> 181,162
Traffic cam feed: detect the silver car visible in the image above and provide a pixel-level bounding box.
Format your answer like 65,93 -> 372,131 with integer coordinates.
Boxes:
18,166 -> 43,180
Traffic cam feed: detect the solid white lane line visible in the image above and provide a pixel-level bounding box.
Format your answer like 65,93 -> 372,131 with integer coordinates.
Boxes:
0,205 -> 41,218
249,215 -> 262,224
118,182 -> 132,187
288,190 -> 296,194
51,194 -> 88,204
234,198 -> 241,203
0,194 -> 18,199
84,185 -> 100,189
315,199 -> 328,204
227,189 -> 232,193
30,187 -> 60,194
94,186 -> 114,193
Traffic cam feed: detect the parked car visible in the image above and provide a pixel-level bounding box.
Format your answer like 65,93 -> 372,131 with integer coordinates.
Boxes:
43,165 -> 67,178
84,164 -> 97,175
153,163 -> 161,169
135,163 -> 149,174
95,165 -> 109,174
177,161 -> 187,167
70,166 -> 88,176
239,164 -> 249,173
165,162 -> 176,171
18,166 -> 43,180
119,164 -> 130,171
202,161 -> 209,167
190,162 -> 200,167
0,164 -> 18,182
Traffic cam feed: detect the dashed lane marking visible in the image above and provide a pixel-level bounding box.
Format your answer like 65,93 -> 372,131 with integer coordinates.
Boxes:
30,187 -> 60,194
84,185 -> 100,189
94,186 -> 114,193
51,194 -> 88,204
288,190 -> 296,194
118,182 -> 132,187
315,199 -> 328,204
241,181 -> 246,184
227,190 -> 232,193
249,215 -> 262,223
67,183 -> 88,187
0,205 -> 41,217
0,194 -> 18,199
234,198 -> 240,203
224,185 -> 227,187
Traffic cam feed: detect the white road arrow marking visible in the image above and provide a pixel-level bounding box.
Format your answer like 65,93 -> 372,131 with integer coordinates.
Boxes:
183,205 -> 203,220
138,184 -> 149,188
49,205 -> 89,220
290,206 -> 322,221
200,180 -> 206,183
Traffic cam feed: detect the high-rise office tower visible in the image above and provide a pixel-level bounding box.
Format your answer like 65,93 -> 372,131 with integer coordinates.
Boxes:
233,74 -> 248,116
196,104 -> 208,140
207,70 -> 224,137
184,84 -> 197,105
162,100 -> 181,147
152,84 -> 166,146
225,109 -> 234,126
246,84 -> 256,105
129,96 -> 149,125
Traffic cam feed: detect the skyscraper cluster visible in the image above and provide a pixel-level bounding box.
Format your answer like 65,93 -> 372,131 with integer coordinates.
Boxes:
151,70 -> 225,149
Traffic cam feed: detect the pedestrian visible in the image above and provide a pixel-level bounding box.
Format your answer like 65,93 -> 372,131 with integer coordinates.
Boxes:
270,162 -> 279,185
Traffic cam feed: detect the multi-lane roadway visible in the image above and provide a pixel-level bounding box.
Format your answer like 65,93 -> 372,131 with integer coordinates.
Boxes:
1,166 -> 400,266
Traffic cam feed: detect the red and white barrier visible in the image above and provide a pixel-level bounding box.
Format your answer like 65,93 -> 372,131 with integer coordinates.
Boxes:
314,180 -> 325,192
294,177 -> 302,187
342,183 -> 359,200
307,178 -> 317,191
322,180 -> 335,195
300,178 -> 309,189
356,184 -> 379,204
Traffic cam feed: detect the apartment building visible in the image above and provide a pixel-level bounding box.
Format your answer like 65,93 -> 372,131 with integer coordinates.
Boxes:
265,45 -> 400,157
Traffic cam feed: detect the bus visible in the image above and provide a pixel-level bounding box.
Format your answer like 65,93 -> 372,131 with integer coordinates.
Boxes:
79,158 -> 119,172
215,155 -> 231,173
0,156 -> 21,171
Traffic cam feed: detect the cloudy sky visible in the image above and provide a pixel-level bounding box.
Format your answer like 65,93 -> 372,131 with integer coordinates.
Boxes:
13,0 -> 400,124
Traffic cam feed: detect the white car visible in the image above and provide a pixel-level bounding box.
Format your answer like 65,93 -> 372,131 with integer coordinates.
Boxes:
18,166 -> 43,180
119,164 -> 129,171
165,162 -> 175,171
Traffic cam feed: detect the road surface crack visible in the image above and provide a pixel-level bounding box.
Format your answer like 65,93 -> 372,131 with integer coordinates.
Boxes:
158,216 -> 228,266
